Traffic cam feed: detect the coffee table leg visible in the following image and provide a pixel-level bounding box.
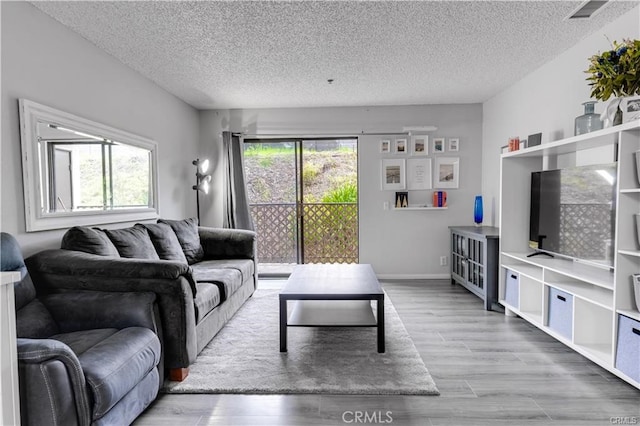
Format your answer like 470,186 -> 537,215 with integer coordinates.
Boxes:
377,296 -> 385,353
279,297 -> 287,352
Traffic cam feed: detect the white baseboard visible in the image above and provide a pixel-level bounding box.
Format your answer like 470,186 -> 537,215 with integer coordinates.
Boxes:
376,274 -> 451,280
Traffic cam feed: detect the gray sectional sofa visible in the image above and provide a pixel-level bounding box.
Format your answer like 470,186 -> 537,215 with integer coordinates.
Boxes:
26,218 -> 257,381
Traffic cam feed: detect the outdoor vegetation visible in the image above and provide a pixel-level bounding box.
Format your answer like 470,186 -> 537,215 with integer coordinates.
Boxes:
244,142 -> 358,263
243,143 -> 357,203
76,144 -> 150,209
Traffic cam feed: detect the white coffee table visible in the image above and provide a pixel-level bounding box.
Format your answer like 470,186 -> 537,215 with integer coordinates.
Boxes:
279,264 -> 385,353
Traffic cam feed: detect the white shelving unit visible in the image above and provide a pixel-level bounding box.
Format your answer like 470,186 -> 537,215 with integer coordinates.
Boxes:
499,121 -> 640,390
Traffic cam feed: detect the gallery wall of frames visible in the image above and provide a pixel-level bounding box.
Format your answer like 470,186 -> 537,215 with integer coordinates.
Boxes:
379,134 -> 460,209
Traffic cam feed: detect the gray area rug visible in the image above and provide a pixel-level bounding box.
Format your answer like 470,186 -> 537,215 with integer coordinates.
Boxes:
164,289 -> 439,395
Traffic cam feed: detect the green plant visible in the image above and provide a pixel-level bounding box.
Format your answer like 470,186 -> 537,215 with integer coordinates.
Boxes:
321,181 -> 357,203
258,157 -> 273,167
243,145 -> 294,157
302,163 -> 320,186
586,39 -> 640,101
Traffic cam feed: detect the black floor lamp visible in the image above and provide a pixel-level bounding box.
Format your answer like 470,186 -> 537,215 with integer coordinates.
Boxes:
192,158 -> 212,225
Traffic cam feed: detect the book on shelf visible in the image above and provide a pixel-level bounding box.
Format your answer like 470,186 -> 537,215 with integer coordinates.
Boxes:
432,191 -> 447,207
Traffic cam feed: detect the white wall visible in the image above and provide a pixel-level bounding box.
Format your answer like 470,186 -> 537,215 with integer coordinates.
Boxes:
1,2 -> 200,256
4,1 -> 631,270
482,6 -> 640,227
200,104 -> 482,277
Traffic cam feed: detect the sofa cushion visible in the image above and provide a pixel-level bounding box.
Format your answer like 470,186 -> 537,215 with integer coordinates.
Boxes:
192,259 -> 255,284
190,265 -> 243,302
104,226 -> 160,260
66,327 -> 161,419
158,218 -> 204,264
53,328 -> 119,355
16,299 -> 59,338
62,227 -> 120,257
14,274 -> 36,311
194,282 -> 221,323
142,223 -> 188,263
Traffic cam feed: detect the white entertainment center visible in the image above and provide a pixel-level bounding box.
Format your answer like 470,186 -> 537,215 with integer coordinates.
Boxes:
499,121 -> 640,390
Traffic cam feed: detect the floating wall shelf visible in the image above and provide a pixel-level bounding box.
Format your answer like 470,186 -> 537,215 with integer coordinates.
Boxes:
392,206 -> 448,211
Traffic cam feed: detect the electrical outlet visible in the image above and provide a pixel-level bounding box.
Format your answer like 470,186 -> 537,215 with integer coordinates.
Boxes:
440,256 -> 448,266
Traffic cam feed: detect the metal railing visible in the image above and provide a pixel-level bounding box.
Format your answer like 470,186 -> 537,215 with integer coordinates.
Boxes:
250,202 -> 358,264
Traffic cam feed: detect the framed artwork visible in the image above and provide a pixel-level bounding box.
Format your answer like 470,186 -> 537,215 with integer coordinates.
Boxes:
394,138 -> 407,154
407,158 -> 432,190
395,191 -> 409,208
621,95 -> 640,123
410,135 -> 428,155
448,138 -> 459,152
433,137 -> 445,153
381,159 -> 406,190
434,157 -> 459,189
380,139 -> 391,153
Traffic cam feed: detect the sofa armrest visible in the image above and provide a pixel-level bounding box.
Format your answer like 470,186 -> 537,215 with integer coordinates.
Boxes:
43,291 -> 159,334
18,338 -> 91,426
198,227 -> 257,260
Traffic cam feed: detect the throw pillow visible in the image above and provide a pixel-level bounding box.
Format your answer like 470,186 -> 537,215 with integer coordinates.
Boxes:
157,217 -> 204,264
61,226 -> 120,257
104,226 -> 160,260
142,222 -> 188,263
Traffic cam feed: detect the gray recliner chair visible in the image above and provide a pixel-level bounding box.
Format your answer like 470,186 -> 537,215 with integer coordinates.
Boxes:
1,232 -> 163,426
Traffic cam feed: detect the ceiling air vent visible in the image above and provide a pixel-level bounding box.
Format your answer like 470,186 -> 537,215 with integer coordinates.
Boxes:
567,0 -> 609,19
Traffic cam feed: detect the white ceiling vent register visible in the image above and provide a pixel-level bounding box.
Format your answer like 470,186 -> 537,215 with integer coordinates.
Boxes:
567,0 -> 610,19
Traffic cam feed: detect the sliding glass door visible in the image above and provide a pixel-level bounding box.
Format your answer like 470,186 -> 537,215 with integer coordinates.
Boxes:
243,138 -> 358,272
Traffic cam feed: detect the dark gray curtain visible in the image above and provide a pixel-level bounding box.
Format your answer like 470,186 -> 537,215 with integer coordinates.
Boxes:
222,131 -> 254,230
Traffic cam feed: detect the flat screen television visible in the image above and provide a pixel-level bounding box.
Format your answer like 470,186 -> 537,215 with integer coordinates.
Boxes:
529,162 -> 617,268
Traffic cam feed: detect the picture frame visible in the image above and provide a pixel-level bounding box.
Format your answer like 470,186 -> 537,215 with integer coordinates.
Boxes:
381,159 -> 406,190
394,138 -> 407,154
407,158 -> 432,190
621,95 -> 640,123
433,137 -> 445,153
380,139 -> 391,153
410,135 -> 428,155
395,191 -> 409,208
527,132 -> 542,147
434,157 -> 459,189
448,138 -> 459,152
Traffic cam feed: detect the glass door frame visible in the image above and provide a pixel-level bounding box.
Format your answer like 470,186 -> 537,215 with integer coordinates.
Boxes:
244,136 -> 359,266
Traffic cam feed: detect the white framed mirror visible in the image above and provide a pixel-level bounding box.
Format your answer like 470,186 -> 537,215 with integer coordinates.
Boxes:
19,99 -> 159,232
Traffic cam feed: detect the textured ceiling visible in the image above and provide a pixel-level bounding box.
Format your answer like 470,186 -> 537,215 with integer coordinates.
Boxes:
30,1 -> 639,110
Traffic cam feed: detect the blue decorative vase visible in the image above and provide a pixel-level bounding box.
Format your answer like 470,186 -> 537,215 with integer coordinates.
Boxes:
474,196 -> 483,226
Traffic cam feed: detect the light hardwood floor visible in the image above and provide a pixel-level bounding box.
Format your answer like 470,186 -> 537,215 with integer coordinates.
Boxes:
135,280 -> 640,425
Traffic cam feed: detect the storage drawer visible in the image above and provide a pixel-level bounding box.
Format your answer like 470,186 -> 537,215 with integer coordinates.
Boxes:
548,287 -> 573,340
616,314 -> 640,383
504,269 -> 519,309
